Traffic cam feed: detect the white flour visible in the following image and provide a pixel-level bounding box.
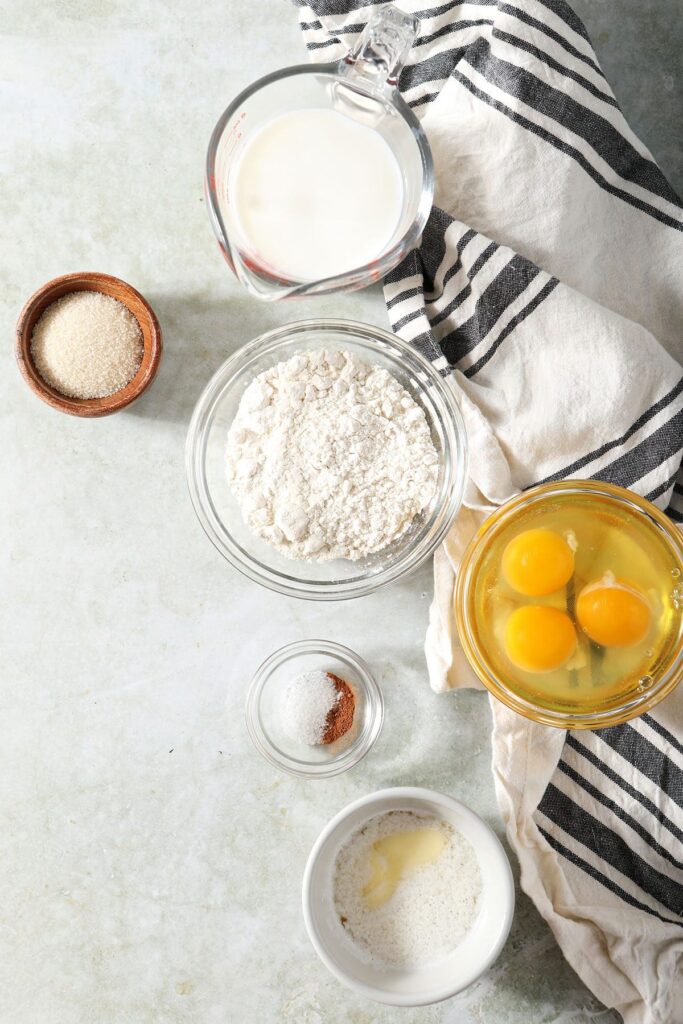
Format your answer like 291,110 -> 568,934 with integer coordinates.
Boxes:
226,349 -> 439,561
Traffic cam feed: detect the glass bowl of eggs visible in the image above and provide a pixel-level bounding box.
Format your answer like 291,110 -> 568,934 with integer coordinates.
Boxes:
454,481 -> 683,729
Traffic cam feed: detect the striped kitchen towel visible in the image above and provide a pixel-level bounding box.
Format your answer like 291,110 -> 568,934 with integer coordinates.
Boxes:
292,2 -> 683,1021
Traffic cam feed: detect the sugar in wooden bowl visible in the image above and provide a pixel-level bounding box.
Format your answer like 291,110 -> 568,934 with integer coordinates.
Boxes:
16,272 -> 162,417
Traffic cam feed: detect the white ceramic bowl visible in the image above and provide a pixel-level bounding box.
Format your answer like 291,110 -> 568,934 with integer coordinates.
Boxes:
302,787 -> 514,1006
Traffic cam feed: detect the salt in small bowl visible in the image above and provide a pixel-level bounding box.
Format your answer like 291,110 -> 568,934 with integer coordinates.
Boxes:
245,639 -> 383,778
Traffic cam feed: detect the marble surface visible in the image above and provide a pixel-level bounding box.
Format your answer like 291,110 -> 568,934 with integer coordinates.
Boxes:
2,3 -> 679,1022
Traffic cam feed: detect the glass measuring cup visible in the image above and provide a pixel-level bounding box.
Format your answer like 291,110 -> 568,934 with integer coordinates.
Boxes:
205,5 -> 434,300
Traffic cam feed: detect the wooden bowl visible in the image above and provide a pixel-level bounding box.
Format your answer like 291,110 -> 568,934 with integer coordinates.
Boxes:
15,272 -> 163,417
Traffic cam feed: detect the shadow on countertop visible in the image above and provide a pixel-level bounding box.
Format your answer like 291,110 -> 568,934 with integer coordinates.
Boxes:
127,280 -> 389,426
126,291 -> 284,426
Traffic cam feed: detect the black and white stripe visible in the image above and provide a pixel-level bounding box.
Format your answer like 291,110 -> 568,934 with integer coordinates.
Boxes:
296,3 -> 683,1014
295,0 -> 682,512
667,474 -> 683,523
454,43 -> 683,230
535,720 -> 683,925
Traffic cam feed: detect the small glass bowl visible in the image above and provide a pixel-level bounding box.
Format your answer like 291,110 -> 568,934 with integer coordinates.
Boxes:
185,318 -> 467,600
454,481 -> 683,729
245,640 -> 383,778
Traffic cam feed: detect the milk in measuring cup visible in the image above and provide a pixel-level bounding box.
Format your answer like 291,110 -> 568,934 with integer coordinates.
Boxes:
231,109 -> 404,282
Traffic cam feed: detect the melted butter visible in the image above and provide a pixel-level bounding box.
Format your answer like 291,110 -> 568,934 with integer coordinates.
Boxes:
362,827 -> 447,909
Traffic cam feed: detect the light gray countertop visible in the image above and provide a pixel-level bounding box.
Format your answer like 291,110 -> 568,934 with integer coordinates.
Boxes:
2,3 -> 679,1022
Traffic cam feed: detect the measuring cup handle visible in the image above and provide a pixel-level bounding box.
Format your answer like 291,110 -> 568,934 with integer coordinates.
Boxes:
342,4 -> 419,91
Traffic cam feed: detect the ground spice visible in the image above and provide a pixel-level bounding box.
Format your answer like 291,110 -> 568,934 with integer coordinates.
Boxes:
322,673 -> 356,744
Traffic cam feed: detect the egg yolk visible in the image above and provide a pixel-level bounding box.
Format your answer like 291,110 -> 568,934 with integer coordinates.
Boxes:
576,577 -> 651,648
504,606 -> 577,673
502,528 -> 575,596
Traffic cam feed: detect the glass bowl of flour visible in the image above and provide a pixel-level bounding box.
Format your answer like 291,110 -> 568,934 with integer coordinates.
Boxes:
186,319 -> 467,600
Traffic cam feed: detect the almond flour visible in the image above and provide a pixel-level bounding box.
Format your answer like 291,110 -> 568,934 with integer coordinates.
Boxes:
334,811 -> 482,968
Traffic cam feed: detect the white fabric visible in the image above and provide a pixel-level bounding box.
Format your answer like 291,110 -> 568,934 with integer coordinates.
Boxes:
492,701 -> 683,1024
420,36 -> 683,1023
415,16 -> 683,1023
293,3 -> 683,1021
